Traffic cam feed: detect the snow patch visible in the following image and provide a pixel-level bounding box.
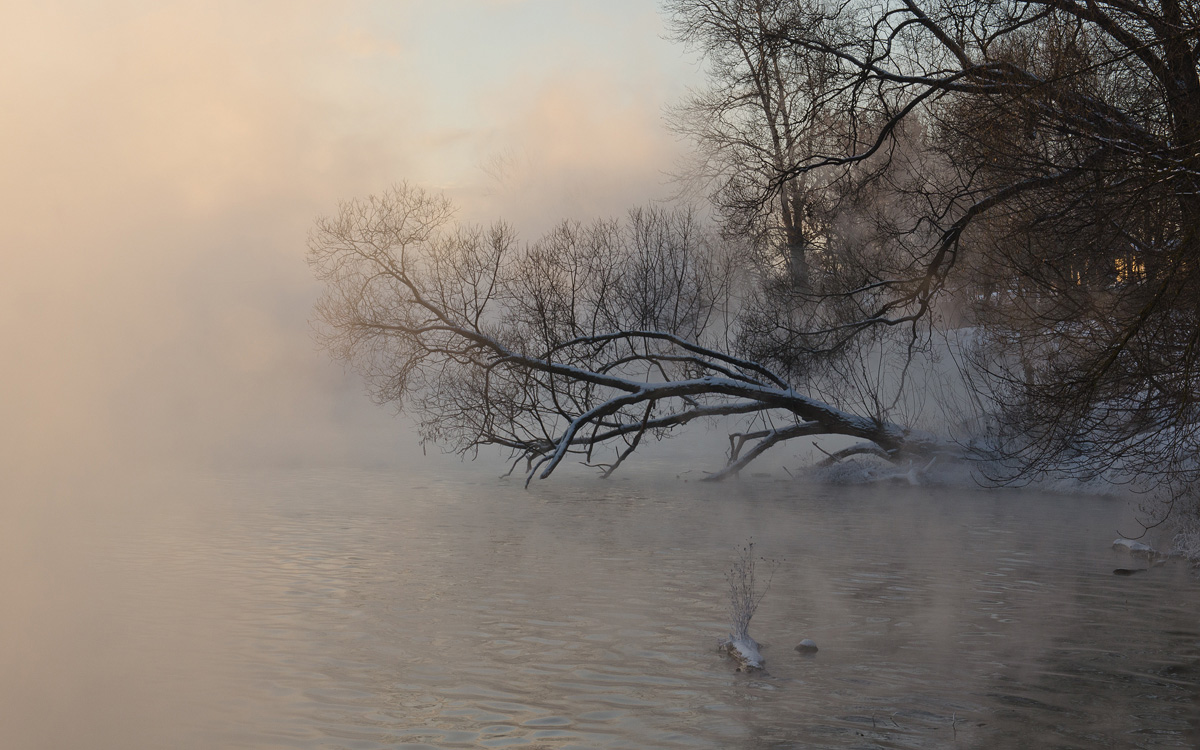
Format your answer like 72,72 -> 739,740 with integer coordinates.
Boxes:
719,635 -> 764,670
1171,511 -> 1200,564
806,453 -> 972,486
1113,538 -> 1155,555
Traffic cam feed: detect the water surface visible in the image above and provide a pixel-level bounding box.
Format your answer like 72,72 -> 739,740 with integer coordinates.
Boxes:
5,467 -> 1198,748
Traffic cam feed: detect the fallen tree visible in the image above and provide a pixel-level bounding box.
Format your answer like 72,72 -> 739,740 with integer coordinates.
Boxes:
310,0 -> 1200,557
744,0 -> 1200,497
308,186 -> 953,483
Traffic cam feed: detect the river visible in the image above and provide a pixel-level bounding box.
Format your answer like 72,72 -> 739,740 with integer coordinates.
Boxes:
3,464 -> 1197,748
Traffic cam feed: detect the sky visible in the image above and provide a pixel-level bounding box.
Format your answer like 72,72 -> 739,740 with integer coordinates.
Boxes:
0,0 -> 703,479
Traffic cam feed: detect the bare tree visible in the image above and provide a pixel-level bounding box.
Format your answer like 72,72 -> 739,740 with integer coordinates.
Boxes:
719,540 -> 776,670
692,0 -> 1200,496
308,185 -> 949,484
310,2 -> 1200,503
665,0 -> 961,413
667,0 -> 841,290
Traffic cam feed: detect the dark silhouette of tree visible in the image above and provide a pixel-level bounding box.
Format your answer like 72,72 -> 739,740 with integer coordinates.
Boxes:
311,1 -> 1200,499
666,0 -> 840,290
725,0 -> 1200,495
308,186 -> 947,484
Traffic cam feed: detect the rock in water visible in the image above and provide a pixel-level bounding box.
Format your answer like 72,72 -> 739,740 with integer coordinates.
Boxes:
719,636 -> 764,670
795,639 -> 819,653
1113,538 -> 1155,557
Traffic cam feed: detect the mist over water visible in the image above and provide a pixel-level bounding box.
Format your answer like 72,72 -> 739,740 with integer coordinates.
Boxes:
3,3 -> 1198,748
0,2 -> 695,746
5,466 -> 1197,748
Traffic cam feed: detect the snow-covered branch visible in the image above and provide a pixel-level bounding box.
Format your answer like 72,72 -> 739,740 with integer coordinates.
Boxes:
309,185 -> 949,483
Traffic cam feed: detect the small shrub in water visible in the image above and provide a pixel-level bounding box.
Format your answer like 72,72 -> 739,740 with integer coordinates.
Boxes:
721,541 -> 779,669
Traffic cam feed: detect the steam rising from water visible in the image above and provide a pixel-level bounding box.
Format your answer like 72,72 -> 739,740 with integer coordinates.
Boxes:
1,3 -> 693,747
6,471 -> 1196,748
0,0 -> 694,479
8,6 -> 1189,749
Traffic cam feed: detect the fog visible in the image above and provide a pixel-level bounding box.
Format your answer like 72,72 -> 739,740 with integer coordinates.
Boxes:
8,6 -> 1199,749
0,4 -> 701,745
0,0 -> 699,479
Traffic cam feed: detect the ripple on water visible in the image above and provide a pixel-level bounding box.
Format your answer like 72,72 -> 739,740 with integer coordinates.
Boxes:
132,472 -> 1200,749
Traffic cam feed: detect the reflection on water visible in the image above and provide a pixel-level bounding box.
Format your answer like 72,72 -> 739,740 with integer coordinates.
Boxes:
5,467 -> 1199,748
